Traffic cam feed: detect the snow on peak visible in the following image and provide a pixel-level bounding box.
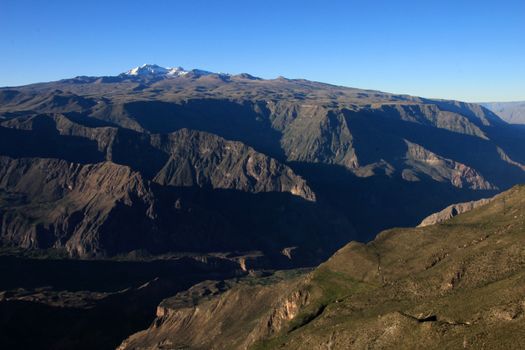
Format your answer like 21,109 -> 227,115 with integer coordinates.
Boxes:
123,64 -> 217,78
166,66 -> 189,77
126,64 -> 169,76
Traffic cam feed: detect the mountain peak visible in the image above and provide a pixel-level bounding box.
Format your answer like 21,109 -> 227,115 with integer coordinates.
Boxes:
166,66 -> 188,76
122,64 -> 216,78
125,64 -> 169,76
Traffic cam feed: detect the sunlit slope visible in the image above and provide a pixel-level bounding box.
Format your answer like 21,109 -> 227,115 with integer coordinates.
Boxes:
121,185 -> 525,349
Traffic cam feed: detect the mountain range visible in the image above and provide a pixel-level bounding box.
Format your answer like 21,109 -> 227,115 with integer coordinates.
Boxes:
1,64 -> 525,349
2,64 -> 525,262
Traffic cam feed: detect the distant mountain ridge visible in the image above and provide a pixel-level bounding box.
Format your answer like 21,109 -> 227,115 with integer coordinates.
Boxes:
1,64 -> 525,262
122,64 -> 219,78
481,101 -> 525,124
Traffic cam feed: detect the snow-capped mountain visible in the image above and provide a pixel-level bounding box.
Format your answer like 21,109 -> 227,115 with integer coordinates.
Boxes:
122,64 -> 214,78
166,66 -> 189,77
125,64 -> 169,76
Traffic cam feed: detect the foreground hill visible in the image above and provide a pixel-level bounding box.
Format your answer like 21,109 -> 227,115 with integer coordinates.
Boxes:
120,185 -> 525,349
1,65 -> 525,260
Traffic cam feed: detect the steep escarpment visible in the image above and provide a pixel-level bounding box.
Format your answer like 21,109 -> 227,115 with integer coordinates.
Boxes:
0,153 -> 344,259
0,111 -> 334,258
358,103 -> 489,139
418,197 -> 493,227
151,129 -> 315,201
0,156 -> 156,257
482,101 -> 525,124
0,151 -> 350,260
1,69 -> 525,251
403,140 -> 495,190
118,274 -> 312,350
280,107 -> 359,169
0,114 -> 314,201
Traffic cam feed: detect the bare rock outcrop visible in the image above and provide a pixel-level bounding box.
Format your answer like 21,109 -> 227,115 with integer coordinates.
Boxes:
152,129 -> 315,201
404,140 -> 495,190
418,197 -> 493,227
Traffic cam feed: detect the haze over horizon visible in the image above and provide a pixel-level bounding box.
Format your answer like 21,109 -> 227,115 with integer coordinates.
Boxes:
1,0 -> 524,102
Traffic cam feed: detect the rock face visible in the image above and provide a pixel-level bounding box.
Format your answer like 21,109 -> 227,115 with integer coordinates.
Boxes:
418,197 -> 493,227
1,68 -> 525,256
0,156 -> 155,257
120,185 -> 525,349
403,140 -> 495,190
0,150 -> 334,258
151,129 -> 315,201
0,113 -> 332,258
0,114 -> 314,201
118,276 -> 311,350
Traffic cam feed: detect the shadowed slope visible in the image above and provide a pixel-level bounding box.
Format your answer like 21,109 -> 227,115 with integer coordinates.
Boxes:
1,71 -> 525,250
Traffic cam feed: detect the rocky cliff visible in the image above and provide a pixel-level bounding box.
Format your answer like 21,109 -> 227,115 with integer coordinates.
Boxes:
418,197 -> 493,227
1,69 -> 525,255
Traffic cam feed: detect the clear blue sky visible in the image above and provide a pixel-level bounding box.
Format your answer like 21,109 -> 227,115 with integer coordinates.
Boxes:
1,0 -> 524,102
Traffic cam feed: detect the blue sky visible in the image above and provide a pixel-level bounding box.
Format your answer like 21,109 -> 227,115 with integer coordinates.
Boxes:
1,0 -> 524,102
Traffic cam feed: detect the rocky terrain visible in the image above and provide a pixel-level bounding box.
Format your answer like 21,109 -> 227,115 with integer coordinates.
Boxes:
2,65 -> 525,259
482,101 -> 525,124
0,113 -> 339,260
417,197 -> 493,227
120,185 -> 525,350
2,65 -> 525,349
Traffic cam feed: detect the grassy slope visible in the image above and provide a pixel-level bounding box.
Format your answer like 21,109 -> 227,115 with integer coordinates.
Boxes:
253,185 -> 525,349
118,185 -> 525,349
